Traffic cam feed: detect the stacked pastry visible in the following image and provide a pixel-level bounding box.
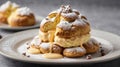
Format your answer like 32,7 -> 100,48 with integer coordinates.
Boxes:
0,1 -> 36,27
8,7 -> 36,27
27,5 -> 100,58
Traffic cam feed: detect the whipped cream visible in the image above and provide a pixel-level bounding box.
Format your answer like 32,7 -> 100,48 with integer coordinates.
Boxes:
16,7 -> 32,16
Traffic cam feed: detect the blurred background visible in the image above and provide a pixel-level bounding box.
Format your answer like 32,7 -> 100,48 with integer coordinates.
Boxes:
0,0 -> 120,67
0,0 -> 120,35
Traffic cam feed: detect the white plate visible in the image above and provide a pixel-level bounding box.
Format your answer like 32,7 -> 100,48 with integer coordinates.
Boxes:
0,29 -> 120,64
0,16 -> 43,30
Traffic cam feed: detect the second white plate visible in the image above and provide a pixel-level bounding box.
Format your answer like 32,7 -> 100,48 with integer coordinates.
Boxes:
0,16 -> 43,30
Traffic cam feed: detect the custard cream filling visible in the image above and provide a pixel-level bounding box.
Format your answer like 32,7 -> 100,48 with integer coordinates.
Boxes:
54,34 -> 90,47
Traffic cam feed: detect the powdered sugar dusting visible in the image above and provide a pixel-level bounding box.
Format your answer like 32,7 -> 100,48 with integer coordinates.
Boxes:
30,36 -> 41,46
65,47 -> 86,52
57,18 -> 87,30
16,7 -> 32,16
72,19 -> 86,26
40,43 -> 50,49
40,17 -> 55,27
57,21 -> 72,30
87,38 -> 99,45
0,1 -> 12,12
40,18 -> 48,27
0,1 -> 19,12
40,5 -> 88,31
61,12 -> 78,19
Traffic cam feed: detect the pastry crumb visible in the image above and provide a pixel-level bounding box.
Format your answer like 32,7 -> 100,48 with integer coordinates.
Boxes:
22,52 -> 26,56
27,55 -> 30,57
0,35 -> 2,39
86,55 -> 92,60
27,46 -> 30,49
100,48 -> 105,56
26,42 -> 29,45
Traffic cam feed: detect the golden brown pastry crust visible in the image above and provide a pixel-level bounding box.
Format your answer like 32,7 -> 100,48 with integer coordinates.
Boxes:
40,18 -> 54,32
63,47 -> 86,58
52,44 -> 63,54
83,38 -> 100,53
41,11 -> 90,39
8,12 -> 36,27
40,43 -> 63,54
56,21 -> 90,38
83,44 -> 99,53
0,12 -> 8,23
48,11 -> 57,18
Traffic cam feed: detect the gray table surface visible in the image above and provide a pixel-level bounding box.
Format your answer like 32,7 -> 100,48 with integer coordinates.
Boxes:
0,0 -> 120,67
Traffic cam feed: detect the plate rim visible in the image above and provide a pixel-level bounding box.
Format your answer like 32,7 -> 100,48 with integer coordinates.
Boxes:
0,16 -> 43,30
0,29 -> 120,65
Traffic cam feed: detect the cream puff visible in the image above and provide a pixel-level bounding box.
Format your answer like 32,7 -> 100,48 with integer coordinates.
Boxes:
8,7 -> 36,27
54,6 -> 90,47
27,36 -> 63,54
27,36 -> 41,54
83,38 -> 100,53
40,43 -> 63,54
63,47 -> 86,58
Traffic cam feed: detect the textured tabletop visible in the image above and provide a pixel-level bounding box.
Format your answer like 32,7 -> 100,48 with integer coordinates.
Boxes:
0,0 -> 120,67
